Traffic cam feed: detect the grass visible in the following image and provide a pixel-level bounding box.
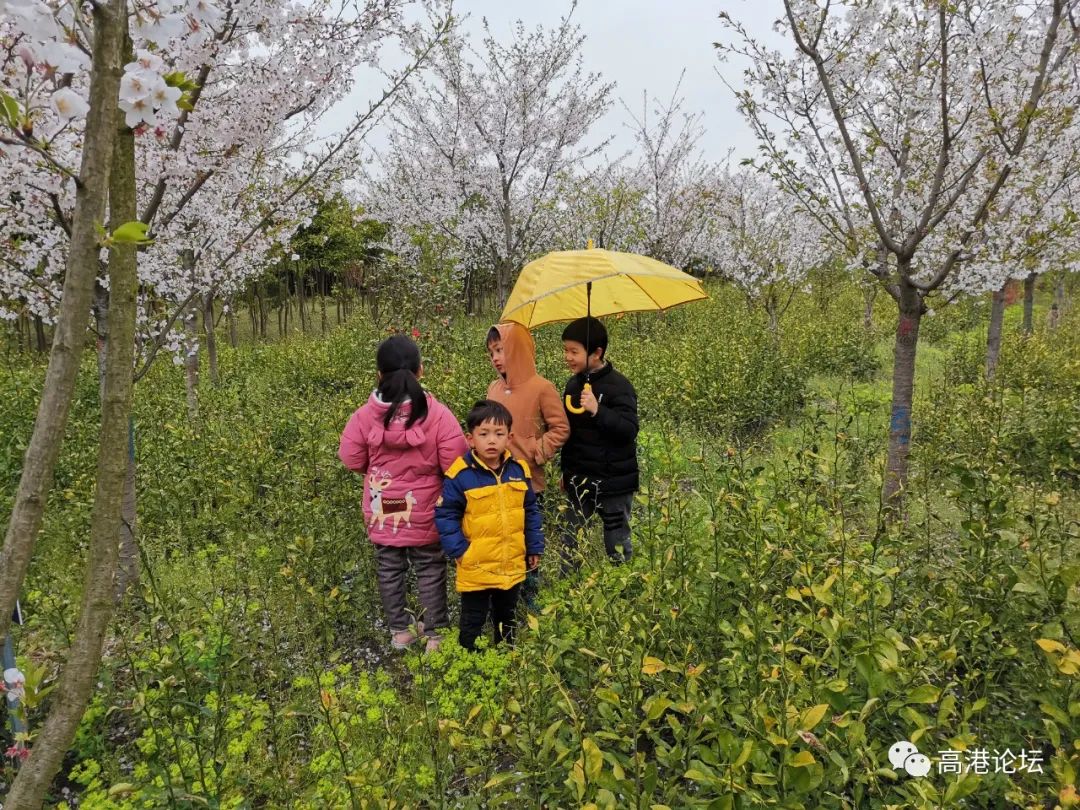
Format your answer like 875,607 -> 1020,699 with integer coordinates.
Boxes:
1,282 -> 1078,809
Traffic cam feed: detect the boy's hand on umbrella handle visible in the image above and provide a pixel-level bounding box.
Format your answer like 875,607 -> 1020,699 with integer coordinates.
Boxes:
580,385 -> 598,415
526,554 -> 541,571
565,382 -> 593,415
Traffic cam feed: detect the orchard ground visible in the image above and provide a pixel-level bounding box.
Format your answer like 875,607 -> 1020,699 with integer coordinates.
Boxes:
1,281 -> 1078,809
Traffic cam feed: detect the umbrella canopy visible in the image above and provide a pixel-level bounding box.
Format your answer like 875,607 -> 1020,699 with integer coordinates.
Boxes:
500,246 -> 708,328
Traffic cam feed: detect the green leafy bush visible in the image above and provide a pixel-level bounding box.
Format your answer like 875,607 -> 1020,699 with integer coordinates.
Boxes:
1,284 -> 1077,809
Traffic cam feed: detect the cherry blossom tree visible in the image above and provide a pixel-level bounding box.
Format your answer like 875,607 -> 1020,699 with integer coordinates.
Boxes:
623,75 -> 723,270
0,0 -> 132,798
719,0 -> 1080,508
363,8 -> 613,304
4,0 -> 451,365
0,0 -> 134,655
709,168 -> 825,332
1,0 -> 449,799
554,160 -> 647,252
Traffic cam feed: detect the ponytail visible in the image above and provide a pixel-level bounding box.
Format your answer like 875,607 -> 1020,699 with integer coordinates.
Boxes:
377,369 -> 428,428
375,335 -> 429,429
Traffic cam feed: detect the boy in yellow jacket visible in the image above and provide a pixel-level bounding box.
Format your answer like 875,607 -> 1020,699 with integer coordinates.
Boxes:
486,321 -> 568,606
435,400 -> 545,650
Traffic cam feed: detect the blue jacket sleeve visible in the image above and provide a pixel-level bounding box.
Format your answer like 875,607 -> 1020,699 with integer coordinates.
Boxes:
523,482 -> 545,556
435,475 -> 469,560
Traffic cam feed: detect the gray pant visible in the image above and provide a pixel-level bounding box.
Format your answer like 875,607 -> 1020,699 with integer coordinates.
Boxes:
562,485 -> 634,565
373,542 -> 449,635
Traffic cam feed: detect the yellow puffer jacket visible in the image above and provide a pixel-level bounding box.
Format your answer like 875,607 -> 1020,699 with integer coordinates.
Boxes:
435,450 -> 545,592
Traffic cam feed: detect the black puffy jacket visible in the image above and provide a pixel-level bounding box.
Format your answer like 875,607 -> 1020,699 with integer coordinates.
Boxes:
560,362 -> 639,496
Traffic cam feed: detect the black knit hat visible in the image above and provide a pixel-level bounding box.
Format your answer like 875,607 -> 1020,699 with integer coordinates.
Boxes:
561,317 -> 607,357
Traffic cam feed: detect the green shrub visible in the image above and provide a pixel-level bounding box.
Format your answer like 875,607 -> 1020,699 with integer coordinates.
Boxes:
2,284 -> 1077,809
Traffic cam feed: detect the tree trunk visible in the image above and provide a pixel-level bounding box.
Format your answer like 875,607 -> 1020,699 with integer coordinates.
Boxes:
766,296 -> 779,335
227,297 -> 239,349
13,314 -> 24,353
298,271 -> 307,334
184,303 -> 199,421
33,316 -> 47,352
203,290 -> 219,385
1054,275 -> 1067,313
257,283 -> 268,339
881,274 -> 923,511
93,282 -> 110,396
283,281 -> 291,335
320,276 -> 328,334
986,284 -> 1007,380
4,90 -> 138,809
247,289 -> 255,341
863,285 -> 877,330
0,0 -> 125,647
1022,273 -> 1035,336
115,420 -> 139,599
495,259 -> 511,309
111,126 -> 140,601
91,253 -> 140,603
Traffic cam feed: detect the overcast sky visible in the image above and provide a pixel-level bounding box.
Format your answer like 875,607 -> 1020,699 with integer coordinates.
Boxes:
325,1 -> 788,168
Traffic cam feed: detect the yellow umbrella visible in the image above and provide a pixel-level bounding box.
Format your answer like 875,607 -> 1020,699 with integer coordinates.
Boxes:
501,243 -> 708,329
500,241 -> 709,412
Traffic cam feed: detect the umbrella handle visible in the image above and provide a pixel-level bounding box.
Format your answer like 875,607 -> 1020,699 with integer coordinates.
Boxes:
565,382 -> 591,415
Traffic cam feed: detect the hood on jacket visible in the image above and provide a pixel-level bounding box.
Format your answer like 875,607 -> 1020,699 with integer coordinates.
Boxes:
363,391 -> 433,450
493,322 -> 538,389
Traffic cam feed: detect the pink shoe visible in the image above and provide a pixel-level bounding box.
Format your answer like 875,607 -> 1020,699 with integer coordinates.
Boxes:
391,630 -> 417,649
425,635 -> 443,653
390,622 -> 424,650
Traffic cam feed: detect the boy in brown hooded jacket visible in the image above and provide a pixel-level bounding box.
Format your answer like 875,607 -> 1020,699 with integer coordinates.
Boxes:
485,322 -> 570,495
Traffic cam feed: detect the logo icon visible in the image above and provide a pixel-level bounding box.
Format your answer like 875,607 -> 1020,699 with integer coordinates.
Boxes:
889,740 -> 931,777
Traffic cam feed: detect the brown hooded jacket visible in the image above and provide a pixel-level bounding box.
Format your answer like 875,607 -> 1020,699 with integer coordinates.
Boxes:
485,322 -> 569,492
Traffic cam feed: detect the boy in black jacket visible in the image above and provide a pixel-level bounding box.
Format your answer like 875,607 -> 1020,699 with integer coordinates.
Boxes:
559,317 -> 639,566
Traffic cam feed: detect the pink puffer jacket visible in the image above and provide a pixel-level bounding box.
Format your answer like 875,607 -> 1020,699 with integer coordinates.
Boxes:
338,392 -> 467,547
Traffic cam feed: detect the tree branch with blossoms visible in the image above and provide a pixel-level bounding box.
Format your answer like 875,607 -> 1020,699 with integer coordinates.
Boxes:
719,0 -> 1080,509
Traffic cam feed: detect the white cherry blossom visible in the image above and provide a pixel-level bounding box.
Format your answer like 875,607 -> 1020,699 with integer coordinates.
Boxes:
118,94 -> 156,128
49,87 -> 90,120
37,40 -> 90,73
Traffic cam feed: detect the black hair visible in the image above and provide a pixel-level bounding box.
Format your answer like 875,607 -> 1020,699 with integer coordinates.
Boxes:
561,316 -> 608,359
486,326 -> 501,346
375,335 -> 428,429
466,399 -> 512,433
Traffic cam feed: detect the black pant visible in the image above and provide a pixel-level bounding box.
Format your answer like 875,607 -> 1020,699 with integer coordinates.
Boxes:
459,585 -> 521,651
562,480 -> 634,568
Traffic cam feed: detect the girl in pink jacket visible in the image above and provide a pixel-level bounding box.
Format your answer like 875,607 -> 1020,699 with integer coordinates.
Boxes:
338,335 -> 467,652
